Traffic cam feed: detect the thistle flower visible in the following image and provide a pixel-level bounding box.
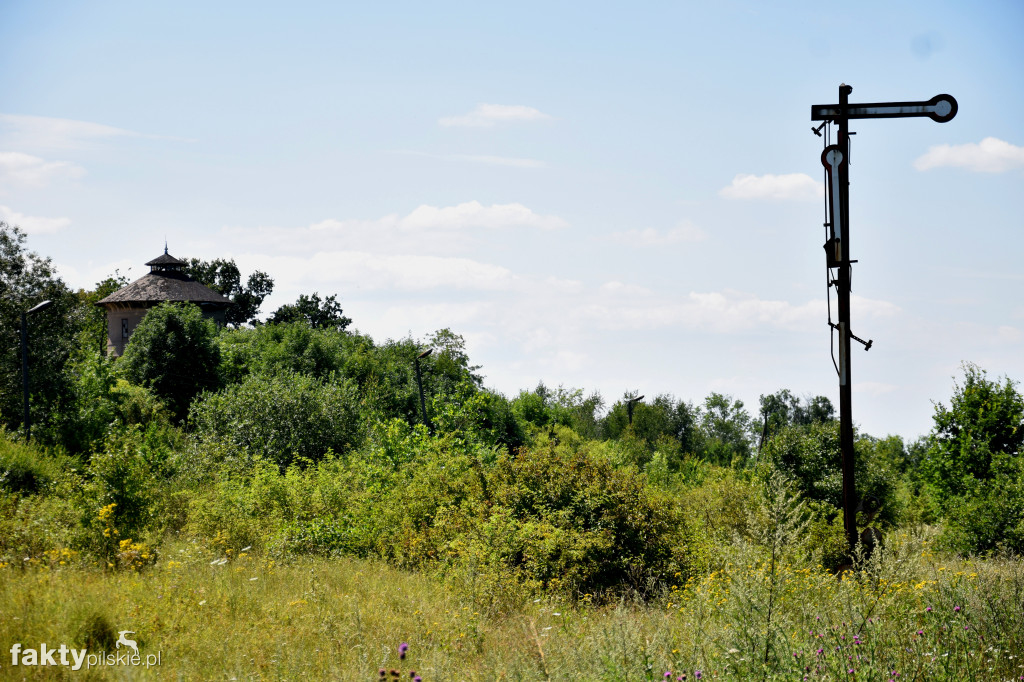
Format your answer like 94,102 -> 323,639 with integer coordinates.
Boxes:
399,642 -> 410,660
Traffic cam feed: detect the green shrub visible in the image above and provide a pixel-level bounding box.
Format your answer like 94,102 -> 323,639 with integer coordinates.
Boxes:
272,517 -> 361,557
0,433 -> 64,494
190,371 -> 361,467
110,379 -> 172,427
0,489 -> 80,563
217,321 -> 355,384
760,420 -> 900,528
77,429 -> 163,559
921,363 -> 1024,498
187,458 -> 292,553
512,383 -> 604,439
45,350 -> 119,453
938,452 -> 1024,555
117,302 -> 221,420
433,443 -> 694,597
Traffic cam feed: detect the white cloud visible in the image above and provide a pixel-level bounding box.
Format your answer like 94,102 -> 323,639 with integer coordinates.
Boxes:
0,151 -> 85,187
398,201 -> 566,231
387,150 -> 545,168
439,104 -> 552,128
719,173 -> 821,201
54,258 -> 138,291
600,280 -> 654,297
0,205 -> 71,233
241,250 -> 517,293
609,222 -> 707,246
231,201 -> 568,257
0,113 -> 148,150
450,154 -> 546,168
576,289 -> 900,335
856,381 -> 899,396
995,325 -> 1023,345
850,294 -> 901,319
914,137 -> 1024,173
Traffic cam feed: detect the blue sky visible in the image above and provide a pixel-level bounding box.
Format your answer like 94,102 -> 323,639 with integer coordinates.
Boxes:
2,1 -> 1022,440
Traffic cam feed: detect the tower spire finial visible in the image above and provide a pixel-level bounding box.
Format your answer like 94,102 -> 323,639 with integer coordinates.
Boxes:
164,237 -> 168,255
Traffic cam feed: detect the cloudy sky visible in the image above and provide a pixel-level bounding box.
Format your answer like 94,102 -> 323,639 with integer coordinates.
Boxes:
2,1 -> 1022,440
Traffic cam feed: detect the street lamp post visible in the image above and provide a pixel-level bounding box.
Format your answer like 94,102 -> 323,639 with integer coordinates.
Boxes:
21,300 -> 53,441
626,394 -> 645,427
414,348 -> 433,433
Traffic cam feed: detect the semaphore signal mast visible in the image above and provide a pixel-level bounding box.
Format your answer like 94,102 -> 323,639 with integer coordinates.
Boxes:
811,84 -> 957,557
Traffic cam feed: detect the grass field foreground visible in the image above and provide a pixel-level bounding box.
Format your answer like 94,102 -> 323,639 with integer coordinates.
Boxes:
2,533 -> 1023,681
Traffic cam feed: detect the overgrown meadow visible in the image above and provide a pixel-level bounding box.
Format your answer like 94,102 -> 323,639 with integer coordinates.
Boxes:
2,224 -> 1024,679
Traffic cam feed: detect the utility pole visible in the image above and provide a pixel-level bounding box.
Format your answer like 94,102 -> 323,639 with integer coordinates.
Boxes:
812,85 -> 957,556
414,348 -> 433,433
21,300 -> 53,441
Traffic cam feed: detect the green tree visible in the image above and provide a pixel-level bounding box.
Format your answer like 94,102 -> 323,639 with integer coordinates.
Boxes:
0,222 -> 84,438
921,362 -> 1024,497
185,258 -> 274,327
217,321 -> 355,384
701,392 -> 754,466
602,393 -> 702,456
268,292 -> 351,331
117,302 -> 221,420
760,421 -> 900,527
757,389 -> 835,450
512,383 -> 604,439
917,364 -> 1024,554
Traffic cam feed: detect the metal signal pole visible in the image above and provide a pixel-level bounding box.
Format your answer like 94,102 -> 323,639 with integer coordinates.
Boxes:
812,84 -> 957,557
835,84 -> 858,554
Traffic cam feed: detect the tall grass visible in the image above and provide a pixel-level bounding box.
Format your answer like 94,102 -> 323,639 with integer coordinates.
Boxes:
1,537 -> 1022,680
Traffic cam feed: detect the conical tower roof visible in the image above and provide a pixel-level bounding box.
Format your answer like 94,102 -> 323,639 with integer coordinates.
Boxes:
96,250 -> 231,307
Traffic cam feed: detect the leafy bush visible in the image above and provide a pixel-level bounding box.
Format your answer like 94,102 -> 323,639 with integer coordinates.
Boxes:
699,393 -> 754,466
760,420 -> 900,528
512,383 -> 604,439
603,394 -> 702,456
77,429 -> 164,559
190,371 -> 361,467
0,433 -> 66,494
117,302 -> 221,420
938,452 -> 1024,555
187,458 -> 294,553
110,379 -> 172,427
428,380 -> 525,453
217,321 -> 355,384
397,441 -> 701,599
45,350 -> 119,453
920,362 -> 1024,498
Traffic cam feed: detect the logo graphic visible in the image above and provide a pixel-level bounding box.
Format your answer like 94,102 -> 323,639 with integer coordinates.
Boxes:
8,631 -> 161,671
116,631 -> 138,655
